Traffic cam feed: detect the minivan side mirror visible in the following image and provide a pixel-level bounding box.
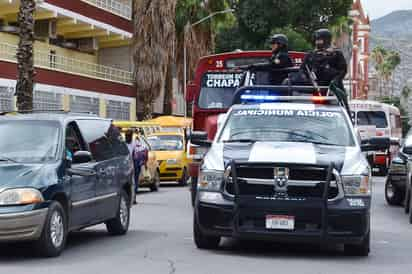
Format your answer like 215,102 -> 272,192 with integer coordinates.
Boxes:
190,131 -> 211,147
361,137 -> 391,152
72,151 -> 93,164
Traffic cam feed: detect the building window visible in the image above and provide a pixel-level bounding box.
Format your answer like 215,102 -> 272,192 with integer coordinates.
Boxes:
33,90 -> 62,111
70,95 -> 99,115
106,100 -> 130,120
0,87 -> 14,112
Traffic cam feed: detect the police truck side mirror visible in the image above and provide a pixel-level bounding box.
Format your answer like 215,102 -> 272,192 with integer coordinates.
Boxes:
186,82 -> 196,102
190,131 -> 211,148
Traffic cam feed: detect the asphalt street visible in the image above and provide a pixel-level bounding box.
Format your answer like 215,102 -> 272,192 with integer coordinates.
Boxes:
1,177 -> 412,274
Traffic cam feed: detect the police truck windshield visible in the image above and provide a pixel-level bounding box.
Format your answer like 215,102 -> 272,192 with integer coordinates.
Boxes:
219,106 -> 354,146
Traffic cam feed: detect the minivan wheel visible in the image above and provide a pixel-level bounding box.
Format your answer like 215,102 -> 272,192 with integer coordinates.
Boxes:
35,201 -> 67,257
193,214 -> 220,249
385,177 -> 404,206
106,190 -> 130,235
150,171 -> 160,192
344,232 -> 370,256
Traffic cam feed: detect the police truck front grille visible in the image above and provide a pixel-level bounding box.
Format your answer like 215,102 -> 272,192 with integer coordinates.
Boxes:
224,164 -> 339,199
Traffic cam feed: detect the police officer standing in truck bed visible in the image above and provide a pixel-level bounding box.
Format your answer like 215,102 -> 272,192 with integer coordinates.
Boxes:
301,29 -> 347,89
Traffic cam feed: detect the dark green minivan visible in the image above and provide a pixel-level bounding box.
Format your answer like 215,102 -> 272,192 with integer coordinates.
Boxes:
0,112 -> 134,257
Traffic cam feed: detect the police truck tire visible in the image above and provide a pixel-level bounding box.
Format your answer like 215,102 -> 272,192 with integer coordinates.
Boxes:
35,201 -> 68,257
106,190 -> 130,235
191,177 -> 198,207
385,178 -> 404,206
405,189 -> 411,214
408,196 -> 412,224
194,215 -> 220,249
344,232 -> 370,256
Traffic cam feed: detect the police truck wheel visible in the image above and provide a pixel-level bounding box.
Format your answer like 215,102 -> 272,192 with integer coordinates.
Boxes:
106,190 -> 130,235
179,168 -> 188,186
35,201 -> 67,257
191,177 -> 198,207
385,178 -> 404,206
194,215 -> 220,249
408,196 -> 412,224
344,232 -> 370,256
405,189 -> 411,214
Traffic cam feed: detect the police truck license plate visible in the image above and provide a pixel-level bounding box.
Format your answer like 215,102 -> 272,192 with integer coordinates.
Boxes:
266,215 -> 294,230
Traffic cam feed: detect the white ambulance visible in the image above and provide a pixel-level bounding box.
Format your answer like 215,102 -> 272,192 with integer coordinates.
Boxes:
350,100 -> 402,174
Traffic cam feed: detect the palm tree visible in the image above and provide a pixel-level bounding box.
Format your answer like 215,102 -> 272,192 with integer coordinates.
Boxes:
371,46 -> 387,96
132,0 -> 177,119
16,0 -> 36,111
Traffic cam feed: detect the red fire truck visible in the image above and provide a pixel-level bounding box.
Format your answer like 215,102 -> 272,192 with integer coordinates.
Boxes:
186,50 -> 305,205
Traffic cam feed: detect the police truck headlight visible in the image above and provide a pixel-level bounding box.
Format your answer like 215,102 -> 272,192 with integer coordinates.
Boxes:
0,188 -> 44,205
198,170 -> 224,192
342,174 -> 371,196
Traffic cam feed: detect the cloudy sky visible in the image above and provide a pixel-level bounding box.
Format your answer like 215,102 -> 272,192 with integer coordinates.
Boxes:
361,0 -> 412,19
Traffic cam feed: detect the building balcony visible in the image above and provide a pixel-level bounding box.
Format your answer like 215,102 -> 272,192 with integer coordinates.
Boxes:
81,0 -> 132,20
0,0 -> 133,42
0,41 -> 133,85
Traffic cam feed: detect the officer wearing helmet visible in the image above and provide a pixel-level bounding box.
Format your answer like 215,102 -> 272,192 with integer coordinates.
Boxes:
269,34 -> 293,84
301,29 -> 349,112
301,29 -> 347,88
270,34 -> 293,69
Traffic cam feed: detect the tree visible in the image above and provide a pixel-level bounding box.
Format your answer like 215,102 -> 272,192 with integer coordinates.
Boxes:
132,0 -> 177,119
215,0 -> 353,52
16,0 -> 36,111
168,0 -> 231,114
371,46 -> 401,97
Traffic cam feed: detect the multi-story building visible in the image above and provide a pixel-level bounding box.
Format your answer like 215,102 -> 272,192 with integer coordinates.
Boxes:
0,0 -> 136,120
348,0 -> 371,100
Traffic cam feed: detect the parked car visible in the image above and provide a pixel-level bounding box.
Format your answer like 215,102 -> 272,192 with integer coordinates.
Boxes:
385,151 -> 408,206
147,132 -> 191,185
0,112 -> 133,257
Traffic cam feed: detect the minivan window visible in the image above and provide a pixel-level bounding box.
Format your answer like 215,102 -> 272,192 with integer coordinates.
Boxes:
0,120 -> 60,163
77,120 -> 114,161
357,111 -> 388,128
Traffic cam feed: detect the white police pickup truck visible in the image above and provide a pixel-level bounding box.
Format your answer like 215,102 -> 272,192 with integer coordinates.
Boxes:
191,86 -> 392,256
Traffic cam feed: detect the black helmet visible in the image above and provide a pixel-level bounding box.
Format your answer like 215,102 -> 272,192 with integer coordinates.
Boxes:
314,29 -> 332,46
271,34 -> 288,47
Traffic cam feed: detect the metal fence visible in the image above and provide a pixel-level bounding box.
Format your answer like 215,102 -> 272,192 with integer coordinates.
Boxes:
0,86 -> 14,112
106,100 -> 130,120
82,0 -> 132,19
0,42 -> 133,85
70,95 -> 100,115
33,90 -> 63,111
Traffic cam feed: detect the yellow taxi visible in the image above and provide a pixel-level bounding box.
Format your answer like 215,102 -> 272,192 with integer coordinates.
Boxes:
146,132 -> 191,185
113,121 -> 160,191
113,120 -> 161,137
148,116 -> 192,134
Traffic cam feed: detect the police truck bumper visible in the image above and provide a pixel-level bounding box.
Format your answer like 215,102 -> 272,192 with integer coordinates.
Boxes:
195,193 -> 370,245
